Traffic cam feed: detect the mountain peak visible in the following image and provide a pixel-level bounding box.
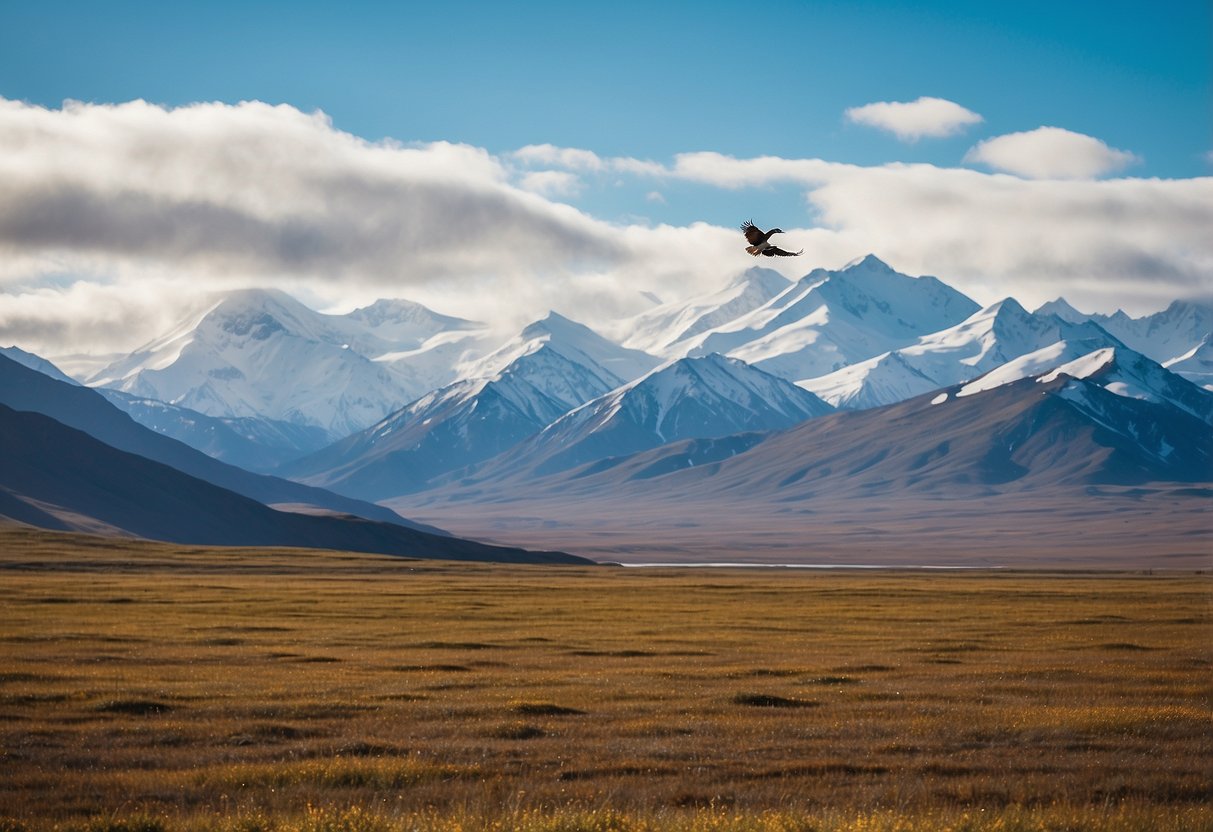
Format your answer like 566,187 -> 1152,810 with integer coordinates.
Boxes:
520,310 -> 597,342
987,296 -> 1031,321
349,297 -> 426,322
1035,297 -> 1088,323
727,266 -> 792,292
210,286 -> 299,314
841,253 -> 893,273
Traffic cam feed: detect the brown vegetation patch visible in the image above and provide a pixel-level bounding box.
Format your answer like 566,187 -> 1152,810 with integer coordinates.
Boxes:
731,693 -> 819,709
512,702 -> 585,716
0,527 -> 1208,830
94,699 -> 173,716
488,722 -> 546,740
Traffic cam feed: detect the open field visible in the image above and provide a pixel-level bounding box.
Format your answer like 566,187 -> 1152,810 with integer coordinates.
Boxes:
1,523 -> 1210,831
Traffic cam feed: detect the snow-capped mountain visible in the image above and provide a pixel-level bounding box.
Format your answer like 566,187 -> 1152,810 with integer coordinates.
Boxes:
97,388 -> 331,473
88,289 -> 486,437
1034,298 -> 1213,366
473,353 -> 835,479
1033,298 -> 1089,324
282,313 -> 661,499
678,255 -> 980,380
1,346 -> 80,386
1164,335 -> 1213,391
1093,300 -> 1213,364
414,355 -> 1211,513
463,311 -> 660,386
951,341 -> 1213,425
799,299 -> 1118,409
616,267 -> 792,356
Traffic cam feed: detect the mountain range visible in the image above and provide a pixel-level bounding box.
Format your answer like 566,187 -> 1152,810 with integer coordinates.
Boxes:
9,254 -> 1210,567
397,344 -> 1211,566
86,288 -> 490,438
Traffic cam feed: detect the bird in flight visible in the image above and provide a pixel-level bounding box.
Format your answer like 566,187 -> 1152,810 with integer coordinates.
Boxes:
741,220 -> 802,257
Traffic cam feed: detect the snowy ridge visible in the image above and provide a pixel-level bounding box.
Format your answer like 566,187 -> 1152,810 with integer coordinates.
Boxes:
951,340 -> 1213,425
462,311 -> 659,385
1033,298 -> 1213,366
1164,335 -> 1213,391
800,298 -> 1118,409
86,288 -> 487,436
682,255 -> 980,380
506,353 -> 834,476
0,346 -> 80,386
281,313 -> 659,499
617,267 -> 792,356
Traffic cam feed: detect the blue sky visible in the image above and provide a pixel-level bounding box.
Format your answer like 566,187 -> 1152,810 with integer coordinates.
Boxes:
0,0 -> 1210,352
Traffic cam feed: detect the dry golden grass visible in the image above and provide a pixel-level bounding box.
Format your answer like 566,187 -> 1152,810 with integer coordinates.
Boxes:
0,524 -> 1210,831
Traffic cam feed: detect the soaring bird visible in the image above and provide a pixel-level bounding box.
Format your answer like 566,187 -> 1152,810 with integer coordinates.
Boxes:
741,220 -> 802,257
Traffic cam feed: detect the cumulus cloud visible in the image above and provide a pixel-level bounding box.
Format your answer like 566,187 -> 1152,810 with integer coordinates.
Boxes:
845,96 -> 983,141
518,169 -> 583,197
513,143 -> 605,171
0,99 -> 637,287
964,126 -> 1139,179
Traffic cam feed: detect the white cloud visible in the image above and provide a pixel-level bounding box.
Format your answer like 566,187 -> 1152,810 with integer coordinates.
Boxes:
1,98 -> 1209,356
0,99 -> 747,353
845,96 -> 983,141
0,98 -> 639,290
645,191 -> 666,204
964,126 -> 1139,179
653,151 -> 1213,313
513,143 -> 605,171
518,169 -> 583,197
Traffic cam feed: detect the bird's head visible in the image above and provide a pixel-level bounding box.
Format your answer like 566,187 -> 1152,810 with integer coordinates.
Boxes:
770,228 -> 784,235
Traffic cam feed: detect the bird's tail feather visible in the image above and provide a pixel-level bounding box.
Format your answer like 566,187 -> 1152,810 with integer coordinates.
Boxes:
746,245 -> 761,255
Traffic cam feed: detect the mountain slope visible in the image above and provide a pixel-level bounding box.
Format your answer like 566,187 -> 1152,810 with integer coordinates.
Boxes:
97,389 -> 331,472
953,343 -> 1213,425
682,255 -> 980,380
470,353 -> 834,479
1092,300 -> 1213,364
799,299 -> 1119,409
1165,335 -> 1213,391
0,354 -> 436,531
391,362 -> 1211,566
413,364 -> 1211,510
0,404 -> 586,564
1034,299 -> 1213,366
618,268 -> 792,356
1,346 -> 81,385
283,314 -> 660,500
463,312 -> 660,385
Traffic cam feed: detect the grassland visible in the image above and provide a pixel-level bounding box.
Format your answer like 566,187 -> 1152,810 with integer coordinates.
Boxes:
0,524 -> 1210,831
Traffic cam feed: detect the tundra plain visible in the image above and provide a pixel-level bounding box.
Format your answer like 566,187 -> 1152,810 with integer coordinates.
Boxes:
1,525 -> 1210,832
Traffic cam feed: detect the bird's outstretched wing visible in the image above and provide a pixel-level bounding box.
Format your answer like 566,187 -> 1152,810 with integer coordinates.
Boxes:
740,220 -> 764,246
761,246 -> 803,257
